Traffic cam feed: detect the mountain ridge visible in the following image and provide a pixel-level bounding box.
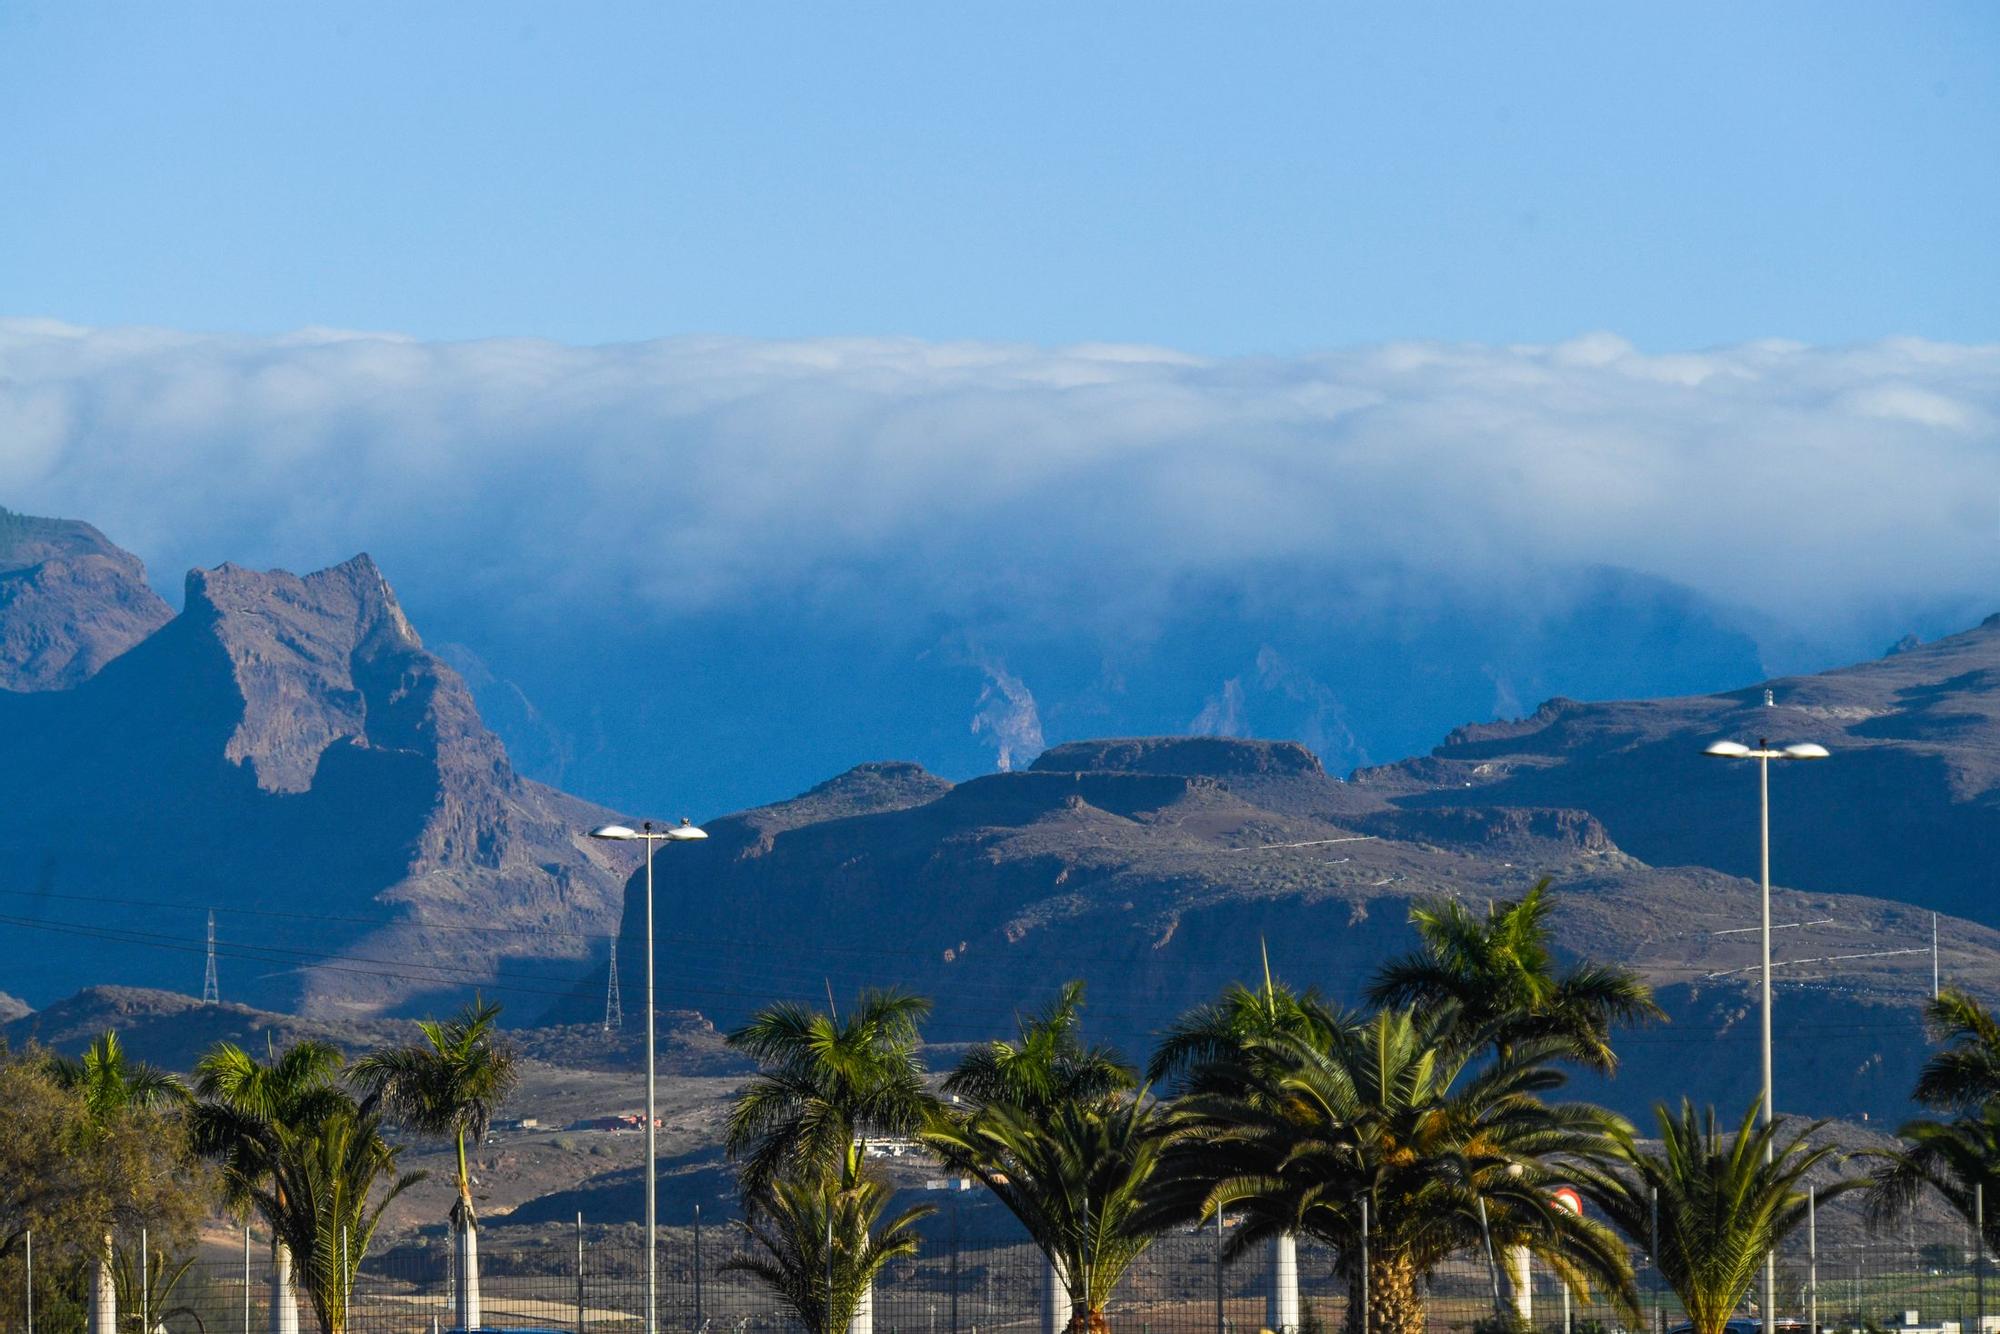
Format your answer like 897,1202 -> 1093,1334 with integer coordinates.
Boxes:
0,515 -> 630,1019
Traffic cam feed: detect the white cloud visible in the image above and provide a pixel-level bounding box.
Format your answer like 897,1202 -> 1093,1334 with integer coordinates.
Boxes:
1,320 -> 1995,651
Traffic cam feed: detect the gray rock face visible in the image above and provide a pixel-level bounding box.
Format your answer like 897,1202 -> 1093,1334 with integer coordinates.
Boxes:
0,509 -> 172,691
0,519 -> 628,1019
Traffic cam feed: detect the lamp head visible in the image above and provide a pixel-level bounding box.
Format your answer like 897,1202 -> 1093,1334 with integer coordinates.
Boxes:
667,819 -> 708,841
1782,743 -> 1831,760
588,824 -> 641,841
1703,741 -> 1752,758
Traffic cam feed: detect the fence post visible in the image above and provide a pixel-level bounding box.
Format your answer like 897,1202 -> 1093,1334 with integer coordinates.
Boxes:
142,1226 -> 150,1334
1216,1209 -> 1226,1334
1360,1196 -> 1370,1334
340,1225 -> 349,1325
1980,1182 -> 1988,1334
244,1223 -> 251,1334
949,1186 -> 961,1334
1808,1187 -> 1817,1334
696,1204 -> 705,1333
1650,1185 -> 1662,1334
24,1228 -> 30,1334
576,1211 -> 586,1334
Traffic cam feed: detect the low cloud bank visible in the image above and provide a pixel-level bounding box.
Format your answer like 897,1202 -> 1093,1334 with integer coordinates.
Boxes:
2,320 -> 1994,659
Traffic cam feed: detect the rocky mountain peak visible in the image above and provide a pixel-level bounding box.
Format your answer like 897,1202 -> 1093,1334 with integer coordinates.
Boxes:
184,553 -> 464,793
0,508 -> 172,690
0,523 -> 625,1020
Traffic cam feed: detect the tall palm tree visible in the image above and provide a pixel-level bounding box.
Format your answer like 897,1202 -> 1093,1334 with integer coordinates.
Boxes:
191,1038 -> 349,1334
1571,1099 -> 1853,1334
726,989 -> 940,1195
1147,953 -> 1344,1334
723,1172 -> 935,1334
351,997 -> 520,1329
1366,880 -> 1663,1072
1368,882 -> 1663,1322
46,1031 -> 189,1334
727,989 -> 941,1334
1864,992 -> 2000,1255
250,1104 -> 424,1334
1175,1008 -> 1637,1334
934,983 -> 1150,1334
927,1096 -> 1165,1334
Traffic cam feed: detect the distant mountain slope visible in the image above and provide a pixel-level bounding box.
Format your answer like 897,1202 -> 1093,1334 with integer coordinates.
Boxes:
0,516 -> 630,1018
0,508 -> 172,690
1354,616 -> 2000,923
576,722 -> 2000,1123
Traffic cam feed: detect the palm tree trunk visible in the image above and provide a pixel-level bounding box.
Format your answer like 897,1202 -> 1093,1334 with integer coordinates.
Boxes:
454,1130 -> 483,1330
1503,1244 -> 1533,1324
1042,1255 -> 1066,1334
454,1211 -> 482,1331
849,1280 -> 874,1334
1346,1249 -> 1422,1334
1268,1232 -> 1301,1333
270,1237 -> 299,1334
89,1234 -> 116,1334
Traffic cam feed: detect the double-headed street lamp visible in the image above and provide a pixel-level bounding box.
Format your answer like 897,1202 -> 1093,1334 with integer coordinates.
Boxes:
589,817 -> 708,1334
1702,733 -> 1828,1332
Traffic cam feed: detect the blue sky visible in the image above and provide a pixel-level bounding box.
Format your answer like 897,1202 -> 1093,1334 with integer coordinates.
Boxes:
3,2 -> 1994,354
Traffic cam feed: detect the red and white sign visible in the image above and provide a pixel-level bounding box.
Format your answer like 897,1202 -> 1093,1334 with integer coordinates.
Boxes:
1551,1187 -> 1583,1216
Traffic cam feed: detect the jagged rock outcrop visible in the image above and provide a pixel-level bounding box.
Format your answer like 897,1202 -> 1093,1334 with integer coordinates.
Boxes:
0,509 -> 172,690
0,518 -> 627,1018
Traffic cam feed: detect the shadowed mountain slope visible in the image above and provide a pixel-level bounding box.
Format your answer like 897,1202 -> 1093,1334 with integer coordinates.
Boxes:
0,522 -> 629,1018
1353,615 -> 2000,923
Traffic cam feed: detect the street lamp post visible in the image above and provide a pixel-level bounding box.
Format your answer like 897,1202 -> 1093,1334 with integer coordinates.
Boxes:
1702,734 -> 1828,1334
590,818 -> 709,1334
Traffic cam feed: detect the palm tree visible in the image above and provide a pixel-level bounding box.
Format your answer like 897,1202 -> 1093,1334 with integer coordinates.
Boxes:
1175,1008 -> 1637,1334
1864,992 -> 2000,1254
723,1172 -> 935,1334
1368,882 -> 1662,1320
1865,1109 -> 2000,1253
1908,989 -> 2000,1113
46,1031 -> 189,1334
725,989 -> 940,1195
1366,880 -> 1663,1072
727,989 -> 941,1334
927,1095 -> 1165,1334
1147,953 -> 1344,1334
1571,1099 -> 1852,1334
351,997 -> 520,1329
191,1039 -> 349,1334
250,1104 -> 424,1334
933,983 -> 1150,1334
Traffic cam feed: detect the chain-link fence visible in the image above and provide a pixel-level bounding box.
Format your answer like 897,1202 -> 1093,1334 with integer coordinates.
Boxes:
12,1217 -> 2000,1334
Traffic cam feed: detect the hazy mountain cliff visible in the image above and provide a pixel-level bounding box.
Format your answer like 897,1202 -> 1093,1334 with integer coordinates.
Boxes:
0,517 -> 628,1017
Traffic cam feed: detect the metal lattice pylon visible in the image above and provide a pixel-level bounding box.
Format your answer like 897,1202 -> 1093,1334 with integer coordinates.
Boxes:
202,909 -> 219,1005
603,932 -> 623,1033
